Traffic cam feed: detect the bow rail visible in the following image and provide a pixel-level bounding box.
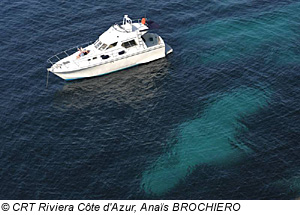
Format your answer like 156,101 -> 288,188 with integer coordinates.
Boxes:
47,41 -> 94,65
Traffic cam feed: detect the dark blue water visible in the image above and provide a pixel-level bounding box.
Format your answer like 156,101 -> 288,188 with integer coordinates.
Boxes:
1,0 -> 300,199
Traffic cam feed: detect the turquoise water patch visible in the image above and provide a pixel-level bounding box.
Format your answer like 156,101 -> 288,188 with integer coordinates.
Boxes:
141,87 -> 271,195
273,174 -> 300,199
184,2 -> 300,64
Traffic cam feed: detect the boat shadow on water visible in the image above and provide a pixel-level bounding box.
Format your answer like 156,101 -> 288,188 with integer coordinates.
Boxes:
52,58 -> 171,110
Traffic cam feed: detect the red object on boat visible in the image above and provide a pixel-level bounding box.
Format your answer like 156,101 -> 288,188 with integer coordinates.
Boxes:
141,18 -> 146,25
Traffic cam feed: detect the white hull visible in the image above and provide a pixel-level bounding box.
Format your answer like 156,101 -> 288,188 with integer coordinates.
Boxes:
53,44 -> 172,81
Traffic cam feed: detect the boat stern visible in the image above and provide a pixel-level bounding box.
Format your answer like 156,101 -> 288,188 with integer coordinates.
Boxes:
165,43 -> 173,55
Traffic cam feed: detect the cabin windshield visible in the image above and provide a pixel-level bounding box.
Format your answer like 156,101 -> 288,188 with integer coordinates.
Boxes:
94,39 -> 102,49
98,43 -> 107,51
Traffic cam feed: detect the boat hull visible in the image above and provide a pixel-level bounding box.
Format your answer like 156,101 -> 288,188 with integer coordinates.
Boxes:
51,44 -> 172,81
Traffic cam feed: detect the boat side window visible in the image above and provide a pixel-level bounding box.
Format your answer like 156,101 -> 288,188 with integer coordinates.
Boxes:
119,50 -> 125,55
107,42 -> 118,50
121,40 -> 137,48
101,55 -> 110,59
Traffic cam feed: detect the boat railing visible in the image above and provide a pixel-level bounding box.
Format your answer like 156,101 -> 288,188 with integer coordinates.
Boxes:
132,19 -> 143,24
47,41 -> 94,65
115,18 -> 143,26
113,18 -> 146,33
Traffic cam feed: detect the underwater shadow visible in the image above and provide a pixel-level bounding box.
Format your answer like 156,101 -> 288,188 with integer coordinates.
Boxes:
141,87 -> 272,196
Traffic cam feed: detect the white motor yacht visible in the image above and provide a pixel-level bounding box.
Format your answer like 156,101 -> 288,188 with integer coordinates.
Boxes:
47,15 -> 173,81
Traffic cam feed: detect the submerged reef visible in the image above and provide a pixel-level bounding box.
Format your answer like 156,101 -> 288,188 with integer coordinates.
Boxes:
141,87 -> 271,195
